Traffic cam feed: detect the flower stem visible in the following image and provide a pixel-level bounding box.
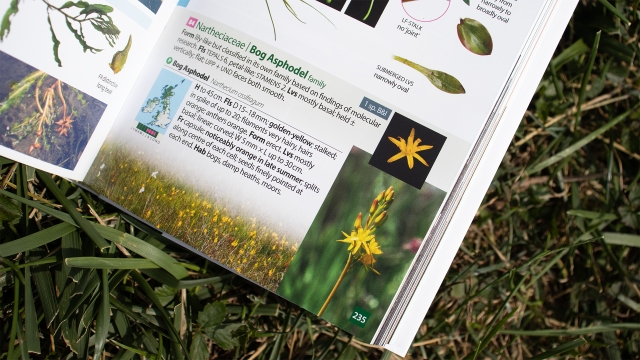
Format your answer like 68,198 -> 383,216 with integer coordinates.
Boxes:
318,253 -> 352,317
363,0 -> 374,21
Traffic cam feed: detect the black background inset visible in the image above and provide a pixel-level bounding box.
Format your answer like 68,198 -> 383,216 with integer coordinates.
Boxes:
369,113 -> 446,189
345,0 -> 389,27
315,0 -> 347,11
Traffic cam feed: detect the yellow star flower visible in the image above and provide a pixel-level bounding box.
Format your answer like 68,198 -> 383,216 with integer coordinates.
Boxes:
387,128 -> 433,169
337,228 -> 375,254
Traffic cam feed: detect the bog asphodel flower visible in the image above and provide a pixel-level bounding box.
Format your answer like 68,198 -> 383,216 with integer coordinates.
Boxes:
321,186 -> 395,316
387,128 -> 433,169
337,226 -> 374,255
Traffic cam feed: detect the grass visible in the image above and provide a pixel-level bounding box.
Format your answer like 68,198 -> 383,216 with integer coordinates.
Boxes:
1,0 -> 640,359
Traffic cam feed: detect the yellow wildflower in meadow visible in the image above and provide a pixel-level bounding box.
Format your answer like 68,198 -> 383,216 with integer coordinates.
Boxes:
318,186 -> 395,316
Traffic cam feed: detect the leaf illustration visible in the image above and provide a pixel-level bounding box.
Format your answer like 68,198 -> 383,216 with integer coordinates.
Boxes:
47,16 -> 62,67
0,0 -> 20,40
457,18 -> 493,55
393,55 -> 466,94
463,0 -> 470,5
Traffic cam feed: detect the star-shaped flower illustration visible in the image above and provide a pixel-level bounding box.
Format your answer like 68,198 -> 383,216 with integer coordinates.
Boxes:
387,128 -> 433,169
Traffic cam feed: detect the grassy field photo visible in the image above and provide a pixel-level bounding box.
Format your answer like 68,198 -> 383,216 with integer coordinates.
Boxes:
84,142 -> 297,291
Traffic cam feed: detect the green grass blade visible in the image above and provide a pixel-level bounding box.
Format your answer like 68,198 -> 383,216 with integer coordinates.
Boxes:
526,107 -> 635,174
567,209 -> 617,220
550,39 -> 589,69
528,337 -> 587,360
0,188 -> 75,225
597,0 -> 630,24
0,222 -> 76,256
94,269 -> 110,359
36,171 -> 110,250
575,31 -> 601,128
500,323 -> 640,336
92,224 -> 188,279
603,232 -> 640,247
29,249 -> 59,329
24,264 -> 41,354
130,271 -> 190,359
66,257 -> 160,269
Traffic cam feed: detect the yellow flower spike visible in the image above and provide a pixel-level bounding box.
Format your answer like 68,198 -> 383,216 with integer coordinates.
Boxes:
387,129 -> 433,169
354,212 -> 362,230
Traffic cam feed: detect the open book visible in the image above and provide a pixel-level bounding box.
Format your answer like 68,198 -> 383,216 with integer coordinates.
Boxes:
0,0 -> 576,354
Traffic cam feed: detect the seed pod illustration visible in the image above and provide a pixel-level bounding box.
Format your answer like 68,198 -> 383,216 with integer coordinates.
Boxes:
109,34 -> 133,74
457,18 -> 493,55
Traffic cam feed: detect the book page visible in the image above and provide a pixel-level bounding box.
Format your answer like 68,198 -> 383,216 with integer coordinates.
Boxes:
83,0 -> 551,342
0,0 -> 177,179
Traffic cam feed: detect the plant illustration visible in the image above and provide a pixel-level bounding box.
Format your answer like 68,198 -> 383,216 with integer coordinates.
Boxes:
387,128 -> 433,169
394,55 -> 466,94
318,186 -> 395,316
264,0 -> 334,39
457,18 -> 493,55
1,71 -> 75,153
109,34 -> 132,74
0,0 -> 122,67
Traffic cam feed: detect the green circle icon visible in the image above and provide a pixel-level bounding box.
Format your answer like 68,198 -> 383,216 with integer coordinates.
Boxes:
166,57 -> 173,64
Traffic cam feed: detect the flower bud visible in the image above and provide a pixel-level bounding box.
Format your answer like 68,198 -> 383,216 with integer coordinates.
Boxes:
374,211 -> 387,227
376,191 -> 384,203
354,212 -> 362,229
385,189 -> 394,202
457,18 -> 493,56
369,199 -> 378,215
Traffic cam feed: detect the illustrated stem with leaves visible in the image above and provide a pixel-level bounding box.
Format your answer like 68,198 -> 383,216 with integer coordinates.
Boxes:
1,0 -> 121,66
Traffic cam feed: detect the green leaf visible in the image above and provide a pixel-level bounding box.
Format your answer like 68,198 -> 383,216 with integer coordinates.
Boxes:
500,323 -> 640,336
66,257 -> 161,269
526,106 -> 635,174
129,271 -> 190,359
393,55 -> 465,94
94,269 -> 110,358
24,264 -> 41,354
189,332 -> 208,360
597,0 -> 630,24
92,224 -> 188,279
155,285 -> 177,307
211,323 -> 242,350
603,232 -> 640,247
566,209 -> 617,220
575,31 -> 601,128
0,188 -> 75,225
528,337 -> 587,360
0,0 -> 19,40
47,14 -> 62,66
550,39 -> 589,69
0,222 -> 76,256
36,171 -> 110,250
198,301 -> 226,330
0,194 -> 21,222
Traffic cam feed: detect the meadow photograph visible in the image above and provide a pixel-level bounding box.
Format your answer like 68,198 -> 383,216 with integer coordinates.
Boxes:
84,141 -> 297,291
